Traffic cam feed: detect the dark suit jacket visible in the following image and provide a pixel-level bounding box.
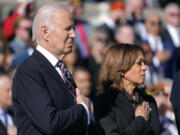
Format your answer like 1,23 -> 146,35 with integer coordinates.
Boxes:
12,50 -> 88,135
0,120 -> 7,135
94,88 -> 160,135
146,36 -> 177,79
160,28 -> 180,71
170,71 -> 180,134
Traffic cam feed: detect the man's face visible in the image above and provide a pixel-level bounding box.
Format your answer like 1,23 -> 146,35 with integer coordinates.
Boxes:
0,77 -> 12,109
146,15 -> 161,35
166,7 -> 180,27
47,9 -> 76,58
74,70 -> 91,97
16,19 -> 32,42
116,26 -> 135,44
92,33 -> 108,56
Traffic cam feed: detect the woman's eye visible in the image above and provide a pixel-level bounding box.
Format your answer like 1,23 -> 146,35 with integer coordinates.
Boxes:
137,60 -> 146,66
137,61 -> 142,65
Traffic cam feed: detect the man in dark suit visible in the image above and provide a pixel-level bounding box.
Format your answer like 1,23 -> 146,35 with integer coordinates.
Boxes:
160,3 -> 180,71
0,75 -> 17,135
12,3 -> 91,135
170,71 -> 180,134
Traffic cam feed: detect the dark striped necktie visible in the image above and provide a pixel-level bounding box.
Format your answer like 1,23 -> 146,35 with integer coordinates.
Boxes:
56,60 -> 77,102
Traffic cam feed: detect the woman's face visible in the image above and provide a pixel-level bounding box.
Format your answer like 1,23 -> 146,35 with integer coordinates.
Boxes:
123,52 -> 147,85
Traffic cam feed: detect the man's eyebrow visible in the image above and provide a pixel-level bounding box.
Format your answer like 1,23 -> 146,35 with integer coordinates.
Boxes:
64,24 -> 75,29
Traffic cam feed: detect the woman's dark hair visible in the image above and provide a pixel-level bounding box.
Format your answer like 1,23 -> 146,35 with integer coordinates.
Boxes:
99,43 -> 145,92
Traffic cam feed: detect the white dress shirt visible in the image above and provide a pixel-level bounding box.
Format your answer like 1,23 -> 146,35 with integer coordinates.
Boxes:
166,24 -> 180,48
147,34 -> 163,52
147,34 -> 164,67
36,45 -> 90,124
0,109 -> 14,127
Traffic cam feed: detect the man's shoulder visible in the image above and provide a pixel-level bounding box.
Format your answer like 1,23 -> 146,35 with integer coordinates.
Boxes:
173,71 -> 180,82
16,50 -> 42,74
94,89 -> 119,105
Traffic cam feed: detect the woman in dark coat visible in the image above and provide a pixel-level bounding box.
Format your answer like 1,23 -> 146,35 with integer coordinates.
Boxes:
94,44 -> 160,135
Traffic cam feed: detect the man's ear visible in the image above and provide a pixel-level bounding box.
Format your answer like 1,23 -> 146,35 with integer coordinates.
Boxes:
41,25 -> 49,41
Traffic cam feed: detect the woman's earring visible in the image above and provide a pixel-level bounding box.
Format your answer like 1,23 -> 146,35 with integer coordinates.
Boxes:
120,72 -> 124,77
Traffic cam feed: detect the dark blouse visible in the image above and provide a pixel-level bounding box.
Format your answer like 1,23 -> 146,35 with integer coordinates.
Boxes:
123,89 -> 140,109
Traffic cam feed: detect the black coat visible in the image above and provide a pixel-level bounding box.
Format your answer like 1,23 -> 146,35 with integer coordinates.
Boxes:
94,88 -> 160,135
0,120 -> 7,135
12,50 -> 88,135
170,71 -> 180,134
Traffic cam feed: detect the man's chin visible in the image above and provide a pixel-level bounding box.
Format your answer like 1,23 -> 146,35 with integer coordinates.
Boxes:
65,49 -> 72,55
65,47 -> 73,54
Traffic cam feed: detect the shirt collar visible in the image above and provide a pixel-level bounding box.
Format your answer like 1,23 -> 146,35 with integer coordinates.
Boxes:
36,45 -> 58,67
166,24 -> 179,30
0,108 -> 5,115
147,34 -> 160,41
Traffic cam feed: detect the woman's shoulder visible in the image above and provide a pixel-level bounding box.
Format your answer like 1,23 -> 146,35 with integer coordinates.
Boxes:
95,89 -> 118,101
94,89 -> 122,106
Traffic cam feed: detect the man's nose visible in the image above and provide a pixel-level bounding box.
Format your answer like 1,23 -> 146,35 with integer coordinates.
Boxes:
70,29 -> 76,39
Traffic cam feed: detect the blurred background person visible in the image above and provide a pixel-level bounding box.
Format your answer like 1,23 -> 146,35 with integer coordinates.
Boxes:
98,0 -> 126,45
73,66 -> 92,98
0,30 -> 12,73
159,0 -> 180,8
140,42 -> 159,86
2,0 -> 36,41
153,84 -> 178,135
94,44 -> 160,135
164,83 -> 176,124
69,0 -> 91,59
8,16 -> 34,67
144,0 -> 159,9
114,24 -> 137,44
84,28 -> 108,100
160,3 -> 180,71
0,75 -> 17,135
63,45 -> 82,73
125,0 -> 147,40
144,13 -> 176,79
73,66 -> 94,135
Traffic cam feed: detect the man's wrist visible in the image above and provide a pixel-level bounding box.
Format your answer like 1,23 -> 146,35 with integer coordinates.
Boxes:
80,103 -> 90,125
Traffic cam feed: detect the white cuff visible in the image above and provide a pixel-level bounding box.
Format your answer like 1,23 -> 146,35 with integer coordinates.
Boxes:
80,103 -> 90,125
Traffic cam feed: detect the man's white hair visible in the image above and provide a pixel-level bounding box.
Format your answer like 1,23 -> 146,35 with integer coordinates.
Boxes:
165,3 -> 180,14
32,3 -> 69,41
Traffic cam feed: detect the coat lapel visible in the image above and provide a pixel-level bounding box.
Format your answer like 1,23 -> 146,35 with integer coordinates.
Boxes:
32,50 -> 67,89
0,120 -> 7,135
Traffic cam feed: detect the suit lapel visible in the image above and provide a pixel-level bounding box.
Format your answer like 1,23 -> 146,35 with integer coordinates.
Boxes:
164,28 -> 174,45
31,50 -> 76,107
0,120 -> 7,135
32,50 -> 67,89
